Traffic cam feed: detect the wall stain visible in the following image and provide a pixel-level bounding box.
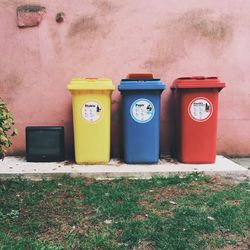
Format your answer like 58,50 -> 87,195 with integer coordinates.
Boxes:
68,16 -> 99,37
68,0 -> 120,41
0,72 -> 23,102
92,0 -> 119,15
0,0 -> 22,8
144,8 -> 234,72
49,26 -> 63,58
180,9 -> 232,42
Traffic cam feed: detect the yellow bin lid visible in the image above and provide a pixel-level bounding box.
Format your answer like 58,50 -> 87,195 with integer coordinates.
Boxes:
67,78 -> 115,91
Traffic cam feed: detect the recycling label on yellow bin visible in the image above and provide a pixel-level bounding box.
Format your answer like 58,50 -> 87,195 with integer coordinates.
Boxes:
82,101 -> 102,122
130,98 -> 155,123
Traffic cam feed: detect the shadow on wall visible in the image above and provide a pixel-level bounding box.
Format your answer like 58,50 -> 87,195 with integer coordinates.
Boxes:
111,99 -> 123,158
64,103 -> 74,159
160,91 -> 176,156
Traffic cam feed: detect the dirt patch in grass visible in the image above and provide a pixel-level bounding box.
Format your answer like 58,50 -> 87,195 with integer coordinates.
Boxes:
209,226 -> 250,250
139,187 -> 202,217
133,213 -> 148,221
38,226 -> 68,242
189,181 -> 225,191
84,177 -> 96,186
142,186 -> 203,203
134,240 -> 154,250
36,200 -> 94,242
221,245 -> 248,250
225,200 -> 242,205
187,176 -> 234,192
141,175 -> 233,203
215,230 -> 250,250
155,187 -> 197,199
210,176 -> 234,185
16,185 -> 95,243
139,200 -> 153,207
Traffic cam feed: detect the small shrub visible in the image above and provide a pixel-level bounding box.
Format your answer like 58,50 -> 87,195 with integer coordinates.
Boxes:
0,98 -> 17,159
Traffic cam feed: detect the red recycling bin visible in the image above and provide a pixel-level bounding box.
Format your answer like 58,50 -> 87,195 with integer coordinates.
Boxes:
171,76 -> 225,163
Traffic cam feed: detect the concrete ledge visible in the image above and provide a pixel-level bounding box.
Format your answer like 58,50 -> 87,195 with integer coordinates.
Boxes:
0,156 -> 248,180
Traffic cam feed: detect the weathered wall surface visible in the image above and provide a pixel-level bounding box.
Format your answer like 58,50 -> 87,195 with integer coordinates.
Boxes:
0,0 -> 250,157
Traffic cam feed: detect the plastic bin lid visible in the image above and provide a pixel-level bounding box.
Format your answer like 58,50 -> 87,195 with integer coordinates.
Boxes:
67,78 -> 115,91
118,73 -> 166,91
171,76 -> 225,89
127,73 -> 154,79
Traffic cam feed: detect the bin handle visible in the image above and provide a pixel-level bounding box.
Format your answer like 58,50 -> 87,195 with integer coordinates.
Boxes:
84,78 -> 98,82
192,76 -> 205,80
127,73 -> 154,79
207,76 -> 218,79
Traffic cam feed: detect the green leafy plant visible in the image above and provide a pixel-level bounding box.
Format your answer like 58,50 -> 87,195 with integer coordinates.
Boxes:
0,98 -> 17,159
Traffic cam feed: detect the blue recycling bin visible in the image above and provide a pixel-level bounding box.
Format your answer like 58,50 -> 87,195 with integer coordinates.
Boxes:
118,73 -> 166,163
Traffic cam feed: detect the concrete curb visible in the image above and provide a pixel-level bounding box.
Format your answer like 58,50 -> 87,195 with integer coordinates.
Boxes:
0,156 -> 248,180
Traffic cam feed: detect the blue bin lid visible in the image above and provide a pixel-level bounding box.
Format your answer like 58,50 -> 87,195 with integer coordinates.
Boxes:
118,78 -> 166,91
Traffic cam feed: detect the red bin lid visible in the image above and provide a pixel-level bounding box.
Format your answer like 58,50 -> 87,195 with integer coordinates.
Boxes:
127,73 -> 154,79
171,76 -> 225,89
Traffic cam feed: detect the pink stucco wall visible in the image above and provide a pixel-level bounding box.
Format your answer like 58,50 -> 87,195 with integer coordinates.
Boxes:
1,0 -> 250,158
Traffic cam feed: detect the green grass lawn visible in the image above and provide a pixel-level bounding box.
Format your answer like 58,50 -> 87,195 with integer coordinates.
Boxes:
0,174 -> 249,250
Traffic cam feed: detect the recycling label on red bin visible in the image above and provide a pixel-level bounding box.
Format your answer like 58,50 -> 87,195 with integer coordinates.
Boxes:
130,98 -> 155,123
188,97 -> 213,122
82,101 -> 102,122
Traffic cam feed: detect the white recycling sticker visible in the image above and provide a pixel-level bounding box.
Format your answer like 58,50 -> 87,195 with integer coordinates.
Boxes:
188,97 -> 213,122
82,101 -> 102,122
130,98 -> 155,123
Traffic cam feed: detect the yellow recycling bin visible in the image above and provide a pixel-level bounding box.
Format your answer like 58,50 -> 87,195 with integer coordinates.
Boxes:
67,78 -> 115,164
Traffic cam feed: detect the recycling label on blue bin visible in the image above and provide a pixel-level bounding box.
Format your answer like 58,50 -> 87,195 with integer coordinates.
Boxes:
130,98 -> 155,123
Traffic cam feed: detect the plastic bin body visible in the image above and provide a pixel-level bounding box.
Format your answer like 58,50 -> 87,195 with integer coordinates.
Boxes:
171,77 -> 225,163
118,75 -> 165,164
68,78 -> 114,164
